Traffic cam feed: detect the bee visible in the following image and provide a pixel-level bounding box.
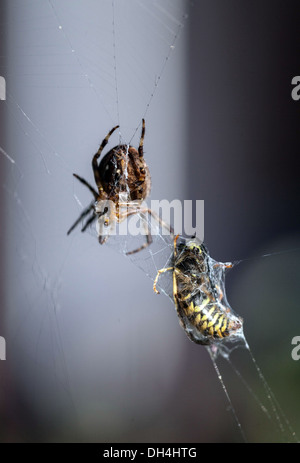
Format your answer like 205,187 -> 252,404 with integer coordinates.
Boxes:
153,235 -> 243,345
67,120 -> 171,254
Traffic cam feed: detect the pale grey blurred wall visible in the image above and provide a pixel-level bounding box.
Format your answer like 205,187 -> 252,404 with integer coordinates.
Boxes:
2,0 -> 191,443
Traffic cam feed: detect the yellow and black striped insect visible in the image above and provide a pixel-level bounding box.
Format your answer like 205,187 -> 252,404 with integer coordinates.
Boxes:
153,235 -> 243,345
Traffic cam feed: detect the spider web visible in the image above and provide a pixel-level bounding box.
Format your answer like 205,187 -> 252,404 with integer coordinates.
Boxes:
1,0 -> 299,444
1,0 -> 194,443
96,209 -> 299,442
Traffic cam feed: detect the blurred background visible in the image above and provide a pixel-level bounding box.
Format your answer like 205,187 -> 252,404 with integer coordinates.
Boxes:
0,0 -> 299,443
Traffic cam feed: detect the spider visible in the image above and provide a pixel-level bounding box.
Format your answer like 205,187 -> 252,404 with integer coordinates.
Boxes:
67,119 -> 172,254
153,235 -> 243,345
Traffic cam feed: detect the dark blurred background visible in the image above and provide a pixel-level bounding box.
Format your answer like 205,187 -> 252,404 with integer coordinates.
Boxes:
189,0 -> 300,259
188,0 -> 300,443
0,0 -> 300,443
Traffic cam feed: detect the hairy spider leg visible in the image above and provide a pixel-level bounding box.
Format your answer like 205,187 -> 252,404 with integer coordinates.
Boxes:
125,210 -> 153,255
138,118 -> 145,158
98,205 -> 173,255
92,124 -> 119,189
126,119 -> 146,181
123,207 -> 174,255
97,206 -> 152,252
67,202 -> 109,235
73,174 -> 98,200
81,211 -> 97,233
67,174 -> 99,235
67,200 -> 95,235
81,206 -> 108,233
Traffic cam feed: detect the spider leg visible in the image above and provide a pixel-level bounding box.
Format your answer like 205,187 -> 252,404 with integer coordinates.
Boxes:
127,153 -> 144,182
138,118 -> 145,158
81,211 -> 97,232
84,205 -> 109,234
123,206 -> 173,255
92,125 -> 119,188
73,173 -> 98,200
99,235 -> 108,245
146,208 -> 174,236
97,205 -> 114,245
67,201 -> 95,235
125,211 -> 153,255
111,206 -> 151,255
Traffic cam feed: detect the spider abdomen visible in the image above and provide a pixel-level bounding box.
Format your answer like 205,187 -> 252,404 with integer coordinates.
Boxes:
98,145 -> 151,202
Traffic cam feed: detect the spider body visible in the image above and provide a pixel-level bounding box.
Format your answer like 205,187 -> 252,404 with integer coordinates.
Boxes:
153,235 -> 243,345
97,144 -> 151,203
68,120 -> 170,254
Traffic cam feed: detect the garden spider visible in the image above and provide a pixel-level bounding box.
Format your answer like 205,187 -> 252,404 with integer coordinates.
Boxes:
153,235 -> 243,345
67,119 -> 172,254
